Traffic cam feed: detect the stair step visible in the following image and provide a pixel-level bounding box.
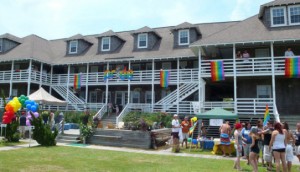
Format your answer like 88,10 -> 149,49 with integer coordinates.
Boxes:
57,139 -> 79,144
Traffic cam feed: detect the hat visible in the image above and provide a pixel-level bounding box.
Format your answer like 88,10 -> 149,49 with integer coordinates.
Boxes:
235,123 -> 242,129
250,127 -> 258,134
173,114 -> 178,117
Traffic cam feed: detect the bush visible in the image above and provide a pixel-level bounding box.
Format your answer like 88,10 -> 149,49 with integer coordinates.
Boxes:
30,112 -> 58,146
5,120 -> 20,142
63,111 -> 95,124
123,112 -> 172,130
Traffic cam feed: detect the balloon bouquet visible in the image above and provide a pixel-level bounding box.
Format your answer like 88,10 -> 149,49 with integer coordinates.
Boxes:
2,95 -> 39,125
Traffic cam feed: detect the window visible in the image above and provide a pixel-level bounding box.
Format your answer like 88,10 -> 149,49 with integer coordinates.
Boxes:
138,33 -> 147,48
131,64 -> 140,71
101,37 -> 110,51
178,29 -> 189,45
271,7 -> 287,27
0,39 -> 2,52
289,5 -> 300,25
131,91 -> 140,103
256,85 -> 271,98
145,91 -> 153,104
69,40 -> 78,54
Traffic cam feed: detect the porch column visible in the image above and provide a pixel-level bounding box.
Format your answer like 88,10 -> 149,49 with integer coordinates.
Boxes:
85,63 -> 89,104
127,61 -> 131,104
233,44 -> 237,114
9,61 -> 14,97
49,65 -> 53,94
177,58 -> 180,114
39,62 -> 43,88
105,62 -> 109,104
198,48 -> 202,112
66,64 -> 70,103
270,42 -> 277,119
27,60 -> 32,96
151,59 -> 155,112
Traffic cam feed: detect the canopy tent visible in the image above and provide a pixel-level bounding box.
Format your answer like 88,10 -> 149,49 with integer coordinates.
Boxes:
196,107 -> 238,119
28,87 -> 67,105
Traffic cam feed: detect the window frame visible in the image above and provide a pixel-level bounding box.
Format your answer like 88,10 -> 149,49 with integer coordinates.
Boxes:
101,37 -> 111,51
69,40 -> 78,54
178,29 -> 190,45
0,39 -> 2,52
270,6 -> 287,27
138,33 -> 148,48
288,5 -> 300,25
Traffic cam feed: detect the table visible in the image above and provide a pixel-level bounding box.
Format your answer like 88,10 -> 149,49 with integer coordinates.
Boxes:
212,138 -> 235,155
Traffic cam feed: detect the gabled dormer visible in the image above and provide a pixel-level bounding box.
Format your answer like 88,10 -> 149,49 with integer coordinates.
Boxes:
96,30 -> 125,54
131,26 -> 161,51
0,33 -> 22,53
65,34 -> 93,55
171,22 -> 201,48
259,0 -> 300,28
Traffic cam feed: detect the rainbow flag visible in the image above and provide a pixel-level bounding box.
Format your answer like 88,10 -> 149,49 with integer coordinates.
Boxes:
263,104 -> 270,126
189,122 -> 197,135
74,74 -> 81,89
285,57 -> 300,78
160,70 -> 169,88
210,60 -> 225,81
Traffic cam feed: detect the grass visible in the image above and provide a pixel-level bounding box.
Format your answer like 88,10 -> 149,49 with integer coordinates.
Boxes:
0,141 -> 27,147
0,146 -> 299,172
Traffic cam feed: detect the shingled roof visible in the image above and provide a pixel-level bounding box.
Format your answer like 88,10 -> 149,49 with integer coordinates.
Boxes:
0,33 -> 23,43
65,34 -> 93,45
190,14 -> 300,47
259,0 -> 300,18
171,22 -> 201,35
0,21 -> 237,65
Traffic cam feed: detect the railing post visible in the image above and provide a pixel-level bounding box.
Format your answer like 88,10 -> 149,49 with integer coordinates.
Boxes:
253,99 -> 256,115
27,59 -> 32,96
233,44 -> 238,115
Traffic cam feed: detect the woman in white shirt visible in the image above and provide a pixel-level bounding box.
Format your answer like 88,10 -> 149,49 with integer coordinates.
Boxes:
269,122 -> 288,172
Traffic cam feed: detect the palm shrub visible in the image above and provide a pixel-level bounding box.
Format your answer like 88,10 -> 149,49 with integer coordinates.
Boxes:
30,112 -> 58,146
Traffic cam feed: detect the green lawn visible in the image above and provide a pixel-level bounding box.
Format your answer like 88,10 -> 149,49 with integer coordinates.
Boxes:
0,146 -> 298,172
0,141 -> 27,147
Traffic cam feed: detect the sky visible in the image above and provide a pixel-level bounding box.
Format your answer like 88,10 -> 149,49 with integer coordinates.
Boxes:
0,0 -> 271,40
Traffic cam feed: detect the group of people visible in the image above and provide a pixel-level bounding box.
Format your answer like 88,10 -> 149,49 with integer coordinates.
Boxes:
233,120 -> 299,172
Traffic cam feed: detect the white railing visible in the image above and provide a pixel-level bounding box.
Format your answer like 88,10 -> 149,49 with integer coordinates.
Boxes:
44,103 -> 104,111
201,56 -> 289,77
236,98 -> 273,115
116,104 -> 129,125
202,101 -> 234,111
94,104 -> 107,120
0,69 -> 51,84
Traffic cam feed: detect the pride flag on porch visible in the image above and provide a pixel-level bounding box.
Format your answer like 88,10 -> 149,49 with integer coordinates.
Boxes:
263,104 -> 270,126
210,60 -> 225,82
160,70 -> 169,88
285,57 -> 300,78
74,74 -> 81,89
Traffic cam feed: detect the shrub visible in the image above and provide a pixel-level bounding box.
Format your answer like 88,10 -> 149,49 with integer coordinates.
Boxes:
30,112 -> 58,146
5,120 -> 20,142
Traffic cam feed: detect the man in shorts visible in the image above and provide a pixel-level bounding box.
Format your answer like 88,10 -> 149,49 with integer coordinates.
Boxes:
261,121 -> 274,171
171,114 -> 180,152
181,116 -> 191,148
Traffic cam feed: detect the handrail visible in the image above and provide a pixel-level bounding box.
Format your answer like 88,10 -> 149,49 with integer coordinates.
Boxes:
94,104 -> 107,120
116,104 -> 129,125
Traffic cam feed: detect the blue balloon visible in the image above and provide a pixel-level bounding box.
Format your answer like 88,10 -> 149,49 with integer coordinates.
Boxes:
192,139 -> 198,144
25,100 -> 30,105
26,104 -> 31,111
31,105 -> 37,112
30,101 -> 35,105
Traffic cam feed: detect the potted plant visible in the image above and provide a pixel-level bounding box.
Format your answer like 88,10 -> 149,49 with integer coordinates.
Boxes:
80,125 -> 93,144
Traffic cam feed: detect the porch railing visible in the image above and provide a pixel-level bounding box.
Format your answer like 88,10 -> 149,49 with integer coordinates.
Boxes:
94,104 -> 107,120
116,104 -> 129,125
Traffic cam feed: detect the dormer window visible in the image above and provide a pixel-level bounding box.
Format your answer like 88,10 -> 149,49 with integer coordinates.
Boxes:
0,39 -> 2,52
271,7 -> 287,27
138,33 -> 147,48
178,29 -> 189,45
288,5 -> 300,25
69,40 -> 78,54
101,37 -> 111,51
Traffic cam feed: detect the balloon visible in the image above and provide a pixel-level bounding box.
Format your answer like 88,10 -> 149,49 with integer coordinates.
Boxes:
5,104 -> 14,112
26,120 -> 31,126
25,100 -> 30,105
26,104 -> 32,111
187,138 -> 192,143
192,139 -> 198,144
5,111 -> 14,118
33,112 -> 39,118
31,105 -> 37,112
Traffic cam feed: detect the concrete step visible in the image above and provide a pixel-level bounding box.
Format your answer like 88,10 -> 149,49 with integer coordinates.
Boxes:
57,139 -> 79,144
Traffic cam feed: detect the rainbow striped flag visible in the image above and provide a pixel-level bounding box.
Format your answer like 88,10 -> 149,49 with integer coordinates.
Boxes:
285,57 -> 300,78
189,122 -> 197,135
263,104 -> 270,126
210,60 -> 225,82
74,74 -> 81,89
160,70 -> 169,88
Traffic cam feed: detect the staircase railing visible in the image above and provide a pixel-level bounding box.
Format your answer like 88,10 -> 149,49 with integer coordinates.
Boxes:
94,104 -> 107,120
116,104 -> 129,125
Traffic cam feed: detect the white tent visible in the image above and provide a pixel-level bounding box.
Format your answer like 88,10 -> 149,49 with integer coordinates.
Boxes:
28,87 -> 67,105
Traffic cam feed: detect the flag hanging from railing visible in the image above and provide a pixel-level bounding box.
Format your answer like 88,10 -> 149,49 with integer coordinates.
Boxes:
160,70 -> 169,88
263,104 -> 270,126
74,74 -> 81,89
189,121 -> 197,135
285,57 -> 300,78
210,60 -> 225,82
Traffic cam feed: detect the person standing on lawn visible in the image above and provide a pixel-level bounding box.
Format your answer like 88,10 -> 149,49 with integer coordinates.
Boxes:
172,114 -> 181,153
19,109 -> 27,139
219,121 -> 232,157
82,108 -> 90,126
233,123 -> 243,171
283,122 -> 295,172
242,122 -> 252,165
261,121 -> 274,171
181,116 -> 191,148
249,127 -> 260,172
